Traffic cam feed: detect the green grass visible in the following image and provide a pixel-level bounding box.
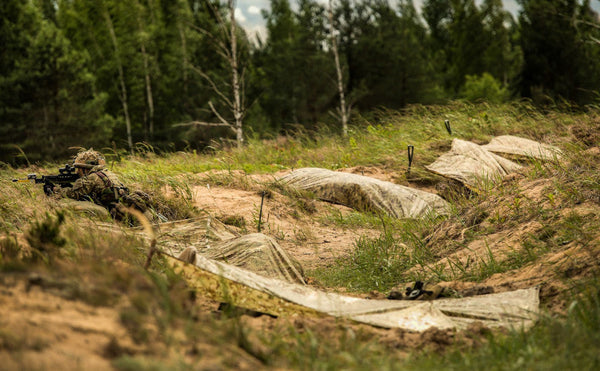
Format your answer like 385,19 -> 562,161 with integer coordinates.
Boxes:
311,214 -> 442,291
406,278 -> 600,371
265,323 -> 398,370
2,101 -> 584,195
26,102 -> 574,176
312,232 -> 412,291
1,102 -> 600,369
318,208 -> 392,230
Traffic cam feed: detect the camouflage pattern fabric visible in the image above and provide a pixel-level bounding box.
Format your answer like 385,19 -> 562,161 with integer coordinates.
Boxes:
73,149 -> 106,169
56,165 -> 150,222
278,168 -> 450,219
201,233 -> 306,284
425,139 -> 522,190
130,216 -> 307,284
480,135 -> 562,161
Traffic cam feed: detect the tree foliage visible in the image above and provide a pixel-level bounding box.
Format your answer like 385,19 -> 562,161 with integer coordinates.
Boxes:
459,72 -> 510,102
518,0 -> 600,104
0,1 -> 112,164
1,0 -> 599,163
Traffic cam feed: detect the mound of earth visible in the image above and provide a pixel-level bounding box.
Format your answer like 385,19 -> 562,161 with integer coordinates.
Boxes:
2,152 -> 599,368
277,167 -> 450,218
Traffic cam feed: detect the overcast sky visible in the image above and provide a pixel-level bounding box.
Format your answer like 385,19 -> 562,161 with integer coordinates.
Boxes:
235,0 -> 600,43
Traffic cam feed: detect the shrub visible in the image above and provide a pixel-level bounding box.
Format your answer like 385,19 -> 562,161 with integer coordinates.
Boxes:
459,73 -> 510,103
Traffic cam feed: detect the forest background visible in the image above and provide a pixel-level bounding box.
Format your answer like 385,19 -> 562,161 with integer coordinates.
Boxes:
1,0 -> 600,165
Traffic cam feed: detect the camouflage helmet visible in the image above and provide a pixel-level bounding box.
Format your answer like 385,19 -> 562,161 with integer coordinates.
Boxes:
73,149 -> 106,169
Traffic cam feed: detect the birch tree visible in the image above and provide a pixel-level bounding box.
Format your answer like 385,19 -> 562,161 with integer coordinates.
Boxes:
133,0 -> 155,140
102,1 -> 134,153
188,0 -> 247,148
328,0 -> 350,137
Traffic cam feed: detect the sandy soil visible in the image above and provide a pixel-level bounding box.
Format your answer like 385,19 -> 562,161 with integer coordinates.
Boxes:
2,164 -> 599,369
190,168 -> 383,272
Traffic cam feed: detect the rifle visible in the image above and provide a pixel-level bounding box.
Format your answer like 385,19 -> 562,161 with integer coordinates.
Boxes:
12,164 -> 80,195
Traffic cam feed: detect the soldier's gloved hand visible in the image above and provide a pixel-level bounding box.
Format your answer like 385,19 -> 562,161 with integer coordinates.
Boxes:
43,184 -> 55,196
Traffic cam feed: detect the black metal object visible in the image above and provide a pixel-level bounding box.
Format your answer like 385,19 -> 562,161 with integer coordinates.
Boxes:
12,164 -> 80,195
257,190 -> 266,232
407,145 -> 414,173
444,119 -> 452,135
405,281 -> 433,300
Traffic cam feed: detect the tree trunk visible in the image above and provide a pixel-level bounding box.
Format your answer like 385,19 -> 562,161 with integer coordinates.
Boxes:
142,42 -> 154,139
136,1 -> 154,139
328,0 -> 349,138
228,0 -> 243,147
103,6 -> 133,153
178,22 -> 188,95
189,0 -> 245,147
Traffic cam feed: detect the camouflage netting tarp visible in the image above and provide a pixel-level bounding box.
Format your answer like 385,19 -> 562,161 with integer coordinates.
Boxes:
425,139 -> 522,189
192,234 -> 305,285
481,135 -> 562,161
153,215 -> 239,247
278,168 -> 450,218
168,253 -> 540,332
147,216 -> 306,284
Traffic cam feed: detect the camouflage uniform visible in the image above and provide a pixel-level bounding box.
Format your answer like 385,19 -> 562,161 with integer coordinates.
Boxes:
56,150 -> 151,223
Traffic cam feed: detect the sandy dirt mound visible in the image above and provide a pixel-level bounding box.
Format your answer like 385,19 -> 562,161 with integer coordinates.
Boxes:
187,166 -> 599,311
189,170 -> 382,271
0,276 -> 135,370
422,174 -> 600,312
0,273 -> 270,370
277,167 -> 450,218
3,160 -> 599,368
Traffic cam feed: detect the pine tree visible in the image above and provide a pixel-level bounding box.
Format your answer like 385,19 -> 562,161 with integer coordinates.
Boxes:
519,0 -> 600,104
257,0 -> 334,131
349,0 -> 438,108
0,1 -> 113,164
